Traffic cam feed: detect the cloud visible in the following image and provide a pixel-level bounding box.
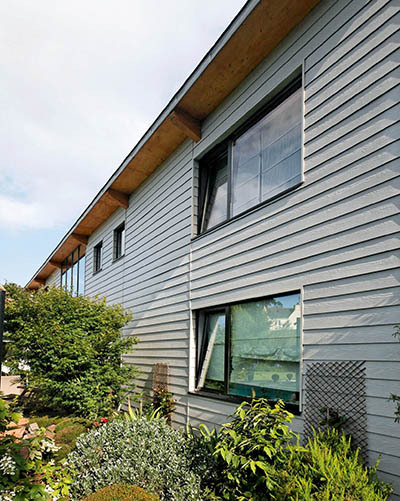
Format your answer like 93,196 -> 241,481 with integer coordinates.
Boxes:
0,0 -> 245,231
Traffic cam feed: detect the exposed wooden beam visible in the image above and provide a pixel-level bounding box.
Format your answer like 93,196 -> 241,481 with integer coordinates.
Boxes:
71,233 -> 89,245
34,278 -> 46,286
49,260 -> 62,269
169,108 -> 201,142
104,189 -> 129,209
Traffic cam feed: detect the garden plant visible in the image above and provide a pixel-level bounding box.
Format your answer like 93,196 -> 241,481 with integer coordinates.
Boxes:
3,283 -> 138,418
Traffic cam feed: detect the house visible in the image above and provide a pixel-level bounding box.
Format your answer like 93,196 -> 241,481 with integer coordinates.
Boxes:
27,0 -> 400,496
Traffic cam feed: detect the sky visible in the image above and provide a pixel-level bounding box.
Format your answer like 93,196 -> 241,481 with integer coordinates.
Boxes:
0,0 -> 246,286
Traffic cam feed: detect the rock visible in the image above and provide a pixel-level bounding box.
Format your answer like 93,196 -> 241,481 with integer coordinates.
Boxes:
47,424 -> 56,432
17,417 -> 29,427
28,423 -> 39,433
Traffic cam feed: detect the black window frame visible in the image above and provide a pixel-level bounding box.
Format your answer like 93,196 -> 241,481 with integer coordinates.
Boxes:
198,77 -> 302,235
93,241 -> 103,274
194,292 -> 302,414
60,245 -> 86,296
113,222 -> 126,261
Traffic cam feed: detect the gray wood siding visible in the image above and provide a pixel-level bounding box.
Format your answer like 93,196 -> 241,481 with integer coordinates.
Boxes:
85,141 -> 193,426
189,0 -> 400,495
81,0 -> 400,496
45,268 -> 61,287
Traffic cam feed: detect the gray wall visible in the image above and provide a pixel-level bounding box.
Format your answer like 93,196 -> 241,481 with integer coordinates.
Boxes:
50,0 -> 400,496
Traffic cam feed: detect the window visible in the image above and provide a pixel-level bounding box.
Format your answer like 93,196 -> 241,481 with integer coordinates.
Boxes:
113,222 -> 125,260
196,292 -> 301,407
199,80 -> 302,233
93,241 -> 103,273
61,245 -> 85,296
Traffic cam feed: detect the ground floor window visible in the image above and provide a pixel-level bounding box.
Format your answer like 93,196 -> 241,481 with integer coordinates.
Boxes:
196,292 -> 301,406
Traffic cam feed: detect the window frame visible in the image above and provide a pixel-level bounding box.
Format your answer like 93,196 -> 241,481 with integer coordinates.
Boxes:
193,292 -> 302,414
113,222 -> 126,262
197,77 -> 303,236
93,241 -> 103,274
60,245 -> 85,296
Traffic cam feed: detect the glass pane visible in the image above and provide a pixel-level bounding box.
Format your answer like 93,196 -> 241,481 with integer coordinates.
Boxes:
197,312 -> 225,392
232,128 -> 261,216
120,226 -> 125,256
202,157 -> 228,231
231,86 -> 302,217
229,293 -> 301,405
78,255 -> 85,295
65,256 -> 72,292
72,251 -> 79,297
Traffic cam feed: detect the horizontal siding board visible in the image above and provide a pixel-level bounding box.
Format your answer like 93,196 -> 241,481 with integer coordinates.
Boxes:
192,191 -> 399,278
191,251 -> 400,310
303,324 -> 398,345
306,7 -> 400,89
304,340 -> 400,360
304,0 -> 391,73
304,268 -> 400,300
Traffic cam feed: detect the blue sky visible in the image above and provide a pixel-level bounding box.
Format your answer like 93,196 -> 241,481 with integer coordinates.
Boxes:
0,0 -> 245,286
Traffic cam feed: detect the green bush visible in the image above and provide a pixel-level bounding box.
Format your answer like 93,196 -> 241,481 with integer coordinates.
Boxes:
271,429 -> 393,500
210,398 -> 296,500
66,417 -> 204,500
31,415 -> 91,462
4,283 -> 138,418
83,484 -> 159,501
0,399 -> 71,501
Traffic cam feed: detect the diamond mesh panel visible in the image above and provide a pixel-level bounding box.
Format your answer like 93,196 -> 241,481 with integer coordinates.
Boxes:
303,360 -> 368,461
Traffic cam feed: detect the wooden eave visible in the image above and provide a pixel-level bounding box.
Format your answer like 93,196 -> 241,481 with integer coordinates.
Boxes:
27,0 -> 319,290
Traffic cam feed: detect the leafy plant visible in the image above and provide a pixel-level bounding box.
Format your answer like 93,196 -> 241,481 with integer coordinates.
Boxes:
66,417 -> 204,500
272,429 -> 393,500
0,399 -> 72,501
123,397 -> 162,421
82,484 -> 159,501
211,398 -> 296,500
152,386 -> 176,424
4,283 -> 138,418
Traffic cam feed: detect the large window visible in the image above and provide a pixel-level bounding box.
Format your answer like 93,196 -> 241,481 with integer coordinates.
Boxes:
199,80 -> 302,233
196,292 -> 301,407
113,222 -> 125,261
61,245 -> 86,296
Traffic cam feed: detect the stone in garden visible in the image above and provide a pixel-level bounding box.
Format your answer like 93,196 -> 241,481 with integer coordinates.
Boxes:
17,417 -> 29,426
28,422 -> 39,433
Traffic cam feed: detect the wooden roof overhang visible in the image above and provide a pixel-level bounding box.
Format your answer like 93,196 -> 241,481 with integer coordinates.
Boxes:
27,0 -> 319,289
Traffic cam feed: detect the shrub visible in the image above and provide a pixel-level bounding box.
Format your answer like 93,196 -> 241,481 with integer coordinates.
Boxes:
83,484 -> 159,501
4,283 -> 138,418
152,386 -> 176,424
66,417 -> 204,500
0,399 -> 71,501
272,429 -> 393,500
211,398 -> 296,500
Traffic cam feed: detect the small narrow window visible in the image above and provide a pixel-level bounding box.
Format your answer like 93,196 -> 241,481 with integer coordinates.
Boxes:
93,242 -> 103,273
113,223 -> 125,261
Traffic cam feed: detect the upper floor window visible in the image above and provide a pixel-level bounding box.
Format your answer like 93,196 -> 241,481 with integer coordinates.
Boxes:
113,222 -> 125,261
61,245 -> 85,296
199,80 -> 302,233
93,241 -> 103,273
196,292 -> 301,408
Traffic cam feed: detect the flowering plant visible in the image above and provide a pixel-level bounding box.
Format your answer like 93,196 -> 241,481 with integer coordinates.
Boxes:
0,399 -> 72,500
